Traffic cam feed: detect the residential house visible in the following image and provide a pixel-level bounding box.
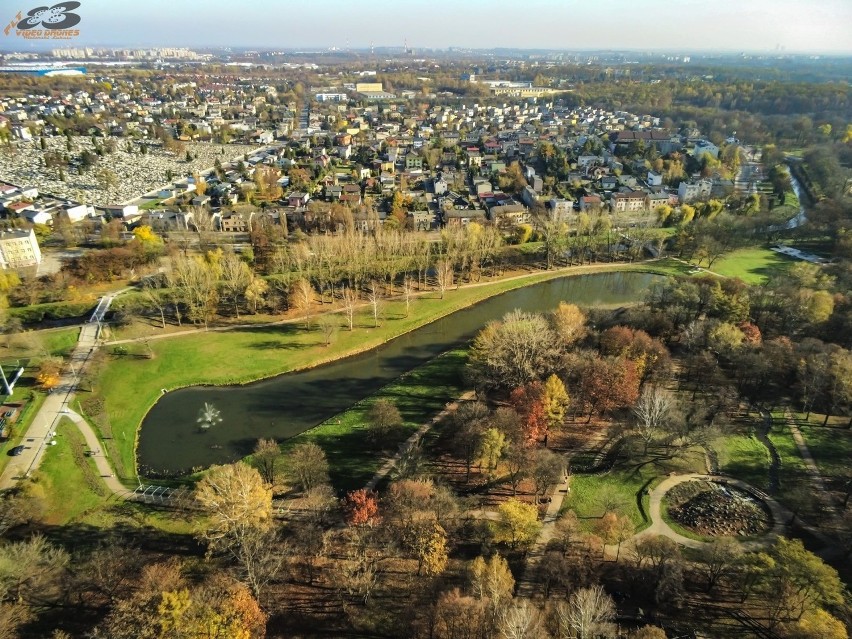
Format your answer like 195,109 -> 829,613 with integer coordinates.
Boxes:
407,210 -> 434,231
220,211 -> 253,233
579,195 -> 602,212
288,191 -> 310,207
647,171 -> 663,187
611,191 -> 647,213
489,203 -> 528,228
444,209 -> 486,227
677,179 -> 712,203
405,154 -> 423,170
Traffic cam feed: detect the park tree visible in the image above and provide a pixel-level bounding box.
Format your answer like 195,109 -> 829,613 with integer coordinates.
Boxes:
343,489 -> 380,527
404,520 -> 449,576
194,463 -> 272,556
0,534 -> 69,608
431,589 -> 489,639
468,553 -> 515,608
698,536 -> 742,592
286,442 -> 329,492
169,255 -> 219,329
597,512 -> 635,561
785,608 -> 849,639
492,498 -> 541,549
367,398 -> 403,441
289,278 -> 315,327
220,252 -> 252,318
251,438 -> 280,487
632,626 -> 668,639
531,448 -> 564,499
468,310 -> 561,391
767,537 -> 844,622
632,386 -> 673,454
543,374 -> 570,433
554,584 -> 616,639
551,302 -> 587,347
244,276 -> 268,314
510,382 -> 548,445
451,401 -> 489,483
477,427 -> 506,477
574,356 -> 641,422
36,357 -> 64,390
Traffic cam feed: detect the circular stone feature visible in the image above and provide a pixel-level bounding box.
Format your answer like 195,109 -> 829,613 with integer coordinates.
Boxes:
665,480 -> 771,537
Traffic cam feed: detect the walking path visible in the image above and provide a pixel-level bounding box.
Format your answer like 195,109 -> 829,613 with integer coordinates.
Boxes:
0,294 -> 124,491
365,390 -> 476,491
105,259 -> 666,347
631,473 -> 788,551
515,466 -> 571,597
61,408 -> 127,495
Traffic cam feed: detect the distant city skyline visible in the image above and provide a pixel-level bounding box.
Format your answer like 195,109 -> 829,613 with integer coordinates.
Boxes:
2,0 -> 850,54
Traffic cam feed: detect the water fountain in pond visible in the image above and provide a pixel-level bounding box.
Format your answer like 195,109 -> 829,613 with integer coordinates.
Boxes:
197,402 -> 223,431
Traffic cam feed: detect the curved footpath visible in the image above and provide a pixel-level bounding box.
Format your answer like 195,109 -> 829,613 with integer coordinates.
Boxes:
631,473 -> 788,551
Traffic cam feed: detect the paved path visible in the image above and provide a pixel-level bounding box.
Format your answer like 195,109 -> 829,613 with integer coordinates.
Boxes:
365,390 -> 476,491
61,408 -> 127,496
515,465 -> 571,597
0,295 -> 124,491
631,473 -> 788,552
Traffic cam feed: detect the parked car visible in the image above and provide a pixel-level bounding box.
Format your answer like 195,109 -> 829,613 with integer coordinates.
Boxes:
8,445 -> 25,456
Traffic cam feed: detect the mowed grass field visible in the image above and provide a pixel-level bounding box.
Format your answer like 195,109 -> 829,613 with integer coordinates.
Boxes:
712,247 -> 797,284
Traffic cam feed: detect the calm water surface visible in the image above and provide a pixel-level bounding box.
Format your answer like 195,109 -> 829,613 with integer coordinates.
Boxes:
138,271 -> 663,475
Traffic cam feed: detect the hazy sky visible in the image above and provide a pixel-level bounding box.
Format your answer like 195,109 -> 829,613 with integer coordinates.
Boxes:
8,0 -> 852,53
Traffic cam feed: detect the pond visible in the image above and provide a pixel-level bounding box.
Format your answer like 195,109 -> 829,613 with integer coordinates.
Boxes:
137,270 -> 664,475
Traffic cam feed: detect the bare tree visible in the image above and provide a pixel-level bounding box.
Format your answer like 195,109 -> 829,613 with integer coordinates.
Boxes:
632,386 -> 673,455
219,252 -> 252,318
341,286 -> 357,331
140,279 -> 167,329
316,313 -> 337,347
499,599 -> 540,639
251,438 -> 280,486
554,585 -> 616,639
402,275 -> 413,318
289,278 -> 315,327
435,258 -> 454,299
232,525 -> 287,601
367,280 -> 381,328
287,442 -> 330,492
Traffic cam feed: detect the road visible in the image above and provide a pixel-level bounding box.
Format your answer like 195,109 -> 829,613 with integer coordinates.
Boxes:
0,293 -> 121,491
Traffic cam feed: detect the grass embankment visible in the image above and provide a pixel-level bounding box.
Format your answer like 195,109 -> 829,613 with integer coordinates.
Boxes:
88,261 -> 673,481
711,247 -> 796,285
281,349 -> 467,492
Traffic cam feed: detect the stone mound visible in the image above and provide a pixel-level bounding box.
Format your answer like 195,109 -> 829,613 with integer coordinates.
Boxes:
667,481 -> 771,537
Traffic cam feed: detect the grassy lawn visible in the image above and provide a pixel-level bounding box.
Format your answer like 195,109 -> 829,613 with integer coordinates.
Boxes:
767,413 -> 808,482
34,418 -> 110,525
87,262 -> 669,481
279,349 -> 467,492
31,418 -> 197,534
712,247 -> 796,285
715,433 -> 770,490
565,446 -> 706,532
1,326 -> 80,361
793,414 -> 852,479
